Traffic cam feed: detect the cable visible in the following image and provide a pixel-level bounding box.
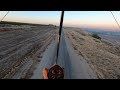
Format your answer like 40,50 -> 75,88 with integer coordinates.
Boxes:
110,11 -> 120,30
1,11 -> 9,22
56,11 -> 64,64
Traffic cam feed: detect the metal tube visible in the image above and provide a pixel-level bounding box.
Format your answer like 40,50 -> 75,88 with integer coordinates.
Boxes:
56,11 -> 64,64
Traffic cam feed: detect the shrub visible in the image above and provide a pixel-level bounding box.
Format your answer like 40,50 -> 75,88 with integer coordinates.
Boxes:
92,33 -> 101,40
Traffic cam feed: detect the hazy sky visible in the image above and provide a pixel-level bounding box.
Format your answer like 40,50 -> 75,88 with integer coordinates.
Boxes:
0,11 -> 120,31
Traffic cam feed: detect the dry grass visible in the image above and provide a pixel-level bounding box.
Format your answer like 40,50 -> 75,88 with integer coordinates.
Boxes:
64,29 -> 120,79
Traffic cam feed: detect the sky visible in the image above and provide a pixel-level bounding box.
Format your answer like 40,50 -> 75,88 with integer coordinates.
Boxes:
0,11 -> 120,31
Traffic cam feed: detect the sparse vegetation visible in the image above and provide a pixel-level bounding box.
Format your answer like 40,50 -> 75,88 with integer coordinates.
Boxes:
65,29 -> 120,79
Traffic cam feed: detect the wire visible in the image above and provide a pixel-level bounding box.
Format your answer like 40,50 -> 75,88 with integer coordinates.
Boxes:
110,11 -> 120,30
1,11 -> 10,22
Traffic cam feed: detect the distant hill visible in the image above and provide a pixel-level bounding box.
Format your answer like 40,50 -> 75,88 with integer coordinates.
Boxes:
0,21 -> 55,27
83,28 -> 120,36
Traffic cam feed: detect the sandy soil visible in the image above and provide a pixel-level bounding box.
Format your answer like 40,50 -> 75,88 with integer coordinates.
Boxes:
31,37 -> 57,79
0,25 -> 58,79
64,28 -> 120,79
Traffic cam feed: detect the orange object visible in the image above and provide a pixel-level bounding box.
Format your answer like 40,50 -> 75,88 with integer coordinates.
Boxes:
43,64 -> 64,79
43,68 -> 48,79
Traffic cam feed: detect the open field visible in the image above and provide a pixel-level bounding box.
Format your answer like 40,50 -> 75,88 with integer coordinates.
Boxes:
0,22 -> 58,79
64,28 -> 120,79
1,21 -> 120,79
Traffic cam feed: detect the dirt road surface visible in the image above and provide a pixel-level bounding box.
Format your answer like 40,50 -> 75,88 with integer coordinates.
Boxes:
0,25 -> 57,79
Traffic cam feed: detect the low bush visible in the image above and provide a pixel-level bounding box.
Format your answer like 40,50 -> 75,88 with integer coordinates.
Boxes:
92,33 -> 101,40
